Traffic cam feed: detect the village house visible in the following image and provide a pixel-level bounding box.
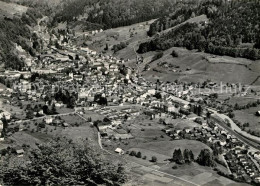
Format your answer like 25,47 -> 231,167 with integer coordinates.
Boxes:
15,147 -> 25,157
45,116 -> 53,124
0,111 -> 11,120
115,148 -> 124,155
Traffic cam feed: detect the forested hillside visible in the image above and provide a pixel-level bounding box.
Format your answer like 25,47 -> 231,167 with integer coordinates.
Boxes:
0,0 -> 59,70
138,0 -> 260,60
0,0 -> 202,69
52,0 -> 199,29
0,3 -> 44,69
1,0 -> 260,69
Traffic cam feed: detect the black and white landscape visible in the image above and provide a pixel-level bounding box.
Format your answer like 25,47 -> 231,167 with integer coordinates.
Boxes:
0,0 -> 260,185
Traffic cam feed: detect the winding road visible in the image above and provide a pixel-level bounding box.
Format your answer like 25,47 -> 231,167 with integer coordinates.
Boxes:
76,112 -> 199,186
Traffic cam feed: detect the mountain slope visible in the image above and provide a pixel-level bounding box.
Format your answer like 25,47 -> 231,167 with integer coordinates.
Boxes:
52,0 -> 201,29
138,0 -> 260,60
0,0 -> 44,69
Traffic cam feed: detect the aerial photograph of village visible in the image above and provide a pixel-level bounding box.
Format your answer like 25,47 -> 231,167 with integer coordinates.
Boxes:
0,0 -> 260,185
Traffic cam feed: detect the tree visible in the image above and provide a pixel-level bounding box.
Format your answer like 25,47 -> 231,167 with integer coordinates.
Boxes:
1,117 -> 8,137
234,103 -> 240,110
151,156 -> 157,162
172,149 -> 184,164
196,149 -> 216,167
209,93 -> 218,99
67,96 -> 76,108
39,122 -> 46,128
104,43 -> 109,50
42,105 -> 49,115
26,104 -> 32,111
19,74 -> 24,80
0,137 -> 127,185
171,50 -> 178,57
197,105 -> 202,116
136,152 -> 142,158
189,150 -> 194,161
183,149 -> 194,163
228,112 -> 235,118
103,117 -> 111,123
154,92 -> 162,99
255,35 -> 260,49
51,103 -> 56,114
249,48 -> 259,60
94,94 -> 107,106
26,110 -> 34,119
129,150 -> 136,156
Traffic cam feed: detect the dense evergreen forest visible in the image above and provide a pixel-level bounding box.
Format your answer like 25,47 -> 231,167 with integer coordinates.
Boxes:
138,0 -> 260,60
52,0 -> 201,29
1,0 -> 260,70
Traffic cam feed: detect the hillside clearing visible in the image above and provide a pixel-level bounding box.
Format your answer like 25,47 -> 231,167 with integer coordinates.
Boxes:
134,140 -> 211,158
0,1 -> 28,18
141,47 -> 260,84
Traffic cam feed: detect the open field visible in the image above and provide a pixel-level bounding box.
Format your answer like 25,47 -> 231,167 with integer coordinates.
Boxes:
234,105 -> 260,133
6,114 -> 99,150
134,140 -> 211,159
0,98 -> 26,120
60,114 -> 86,125
142,47 -> 260,84
160,163 -> 248,186
121,158 -> 198,186
6,130 -> 53,150
102,116 -> 172,155
81,110 -> 105,121
206,55 -> 252,65
104,138 -> 241,186
127,147 -> 170,164
226,96 -> 259,107
81,19 -> 155,62
55,107 -> 74,114
60,124 -> 99,146
167,118 -> 201,129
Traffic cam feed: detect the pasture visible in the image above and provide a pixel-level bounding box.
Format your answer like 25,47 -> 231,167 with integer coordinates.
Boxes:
234,105 -> 260,133
0,1 -> 28,18
160,162 -> 247,186
134,140 -> 211,159
142,47 -> 260,85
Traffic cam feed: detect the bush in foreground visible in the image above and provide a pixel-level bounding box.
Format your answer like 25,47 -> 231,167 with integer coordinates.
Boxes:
0,137 -> 127,185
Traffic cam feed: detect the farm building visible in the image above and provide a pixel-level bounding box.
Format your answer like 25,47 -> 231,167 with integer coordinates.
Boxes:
115,148 -> 124,155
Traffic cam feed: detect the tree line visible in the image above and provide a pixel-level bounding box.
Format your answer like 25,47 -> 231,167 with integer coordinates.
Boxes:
52,0 -> 200,29
138,0 -> 260,60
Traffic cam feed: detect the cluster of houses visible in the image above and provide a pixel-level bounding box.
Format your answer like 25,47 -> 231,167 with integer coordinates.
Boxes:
1,28 -> 260,186
225,148 -> 260,183
44,116 -> 69,127
88,107 -> 140,129
161,116 -> 260,183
